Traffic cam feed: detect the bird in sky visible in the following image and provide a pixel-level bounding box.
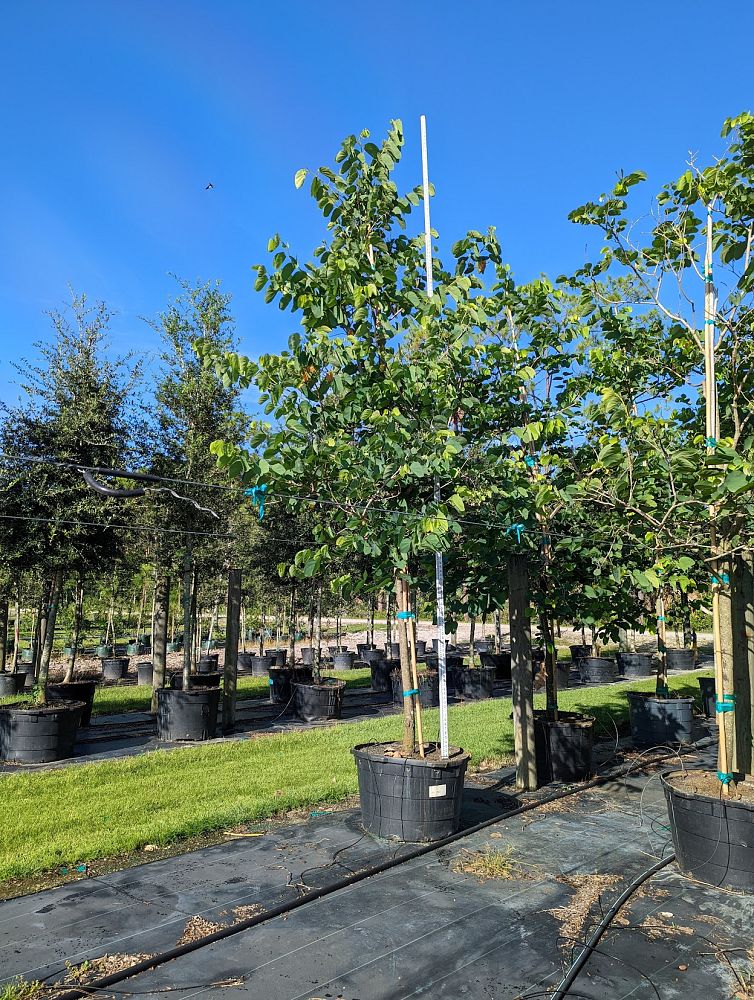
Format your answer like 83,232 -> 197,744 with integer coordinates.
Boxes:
205,182 -> 214,190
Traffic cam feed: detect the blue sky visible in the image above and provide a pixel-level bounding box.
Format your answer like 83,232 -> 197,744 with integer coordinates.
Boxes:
1,0 -> 751,404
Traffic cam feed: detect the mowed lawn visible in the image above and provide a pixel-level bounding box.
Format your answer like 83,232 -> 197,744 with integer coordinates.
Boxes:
0,672 -> 710,883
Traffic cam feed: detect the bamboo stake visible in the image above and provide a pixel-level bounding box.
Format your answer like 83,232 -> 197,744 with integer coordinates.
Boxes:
404,579 -> 425,757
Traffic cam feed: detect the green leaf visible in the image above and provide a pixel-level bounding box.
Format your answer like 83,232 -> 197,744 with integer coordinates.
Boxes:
294,168 -> 308,189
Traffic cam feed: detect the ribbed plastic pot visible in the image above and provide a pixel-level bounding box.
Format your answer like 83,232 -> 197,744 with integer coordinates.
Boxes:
666,648 -> 696,670
156,687 -> 220,741
96,645 -> 113,659
446,655 -> 464,694
698,677 -> 716,718
357,643 -> 375,659
328,645 -> 348,656
534,711 -> 594,784
270,648 -> 288,667
0,701 -> 84,763
627,691 -> 695,747
481,651 -> 511,681
300,647 -> 313,666
617,652 -> 654,678
197,653 -> 219,673
362,649 -> 384,666
663,771 -> 754,892
352,742 -> 470,842
332,651 -> 355,671
237,653 -> 254,673
385,642 -> 401,659
370,659 -> 392,693
268,667 -> 293,704
569,644 -> 593,662
46,681 -> 96,727
390,670 -> 440,707
251,655 -> 274,677
415,639 -> 427,656
102,657 -> 129,682
166,642 -> 182,654
458,667 -> 495,701
126,642 -> 139,655
579,656 -> 619,684
293,679 -> 345,723
136,662 -> 153,686
0,673 -> 26,696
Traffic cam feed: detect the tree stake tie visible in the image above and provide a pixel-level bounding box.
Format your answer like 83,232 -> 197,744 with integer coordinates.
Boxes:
244,485 -> 267,520
506,523 -> 526,543
718,771 -> 734,785
704,436 -> 717,448
396,611 -> 415,620
403,688 -> 419,698
716,693 -> 736,713
710,572 -> 730,585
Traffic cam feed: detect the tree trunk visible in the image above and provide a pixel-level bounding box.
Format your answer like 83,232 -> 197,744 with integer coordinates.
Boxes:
38,570 -> 64,700
182,550 -> 193,690
730,552 -> 754,777
386,591 -> 392,651
680,588 -> 694,650
509,555 -> 536,790
64,578 -> 84,682
396,574 -> 415,756
495,609 -> 502,654
468,617 -> 476,666
12,589 -> 20,672
34,577 -> 52,680
368,593 -> 375,648
223,569 -> 241,734
151,573 -> 170,712
135,578 -> 148,642
617,628 -> 631,653
656,591 -> 668,694
314,584 -> 323,679
0,600 -> 7,672
287,585 -> 297,665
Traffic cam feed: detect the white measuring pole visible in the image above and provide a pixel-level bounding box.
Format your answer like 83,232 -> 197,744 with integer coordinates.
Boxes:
420,114 -> 449,759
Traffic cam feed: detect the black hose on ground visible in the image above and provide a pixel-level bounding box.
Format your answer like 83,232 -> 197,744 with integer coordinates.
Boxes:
550,854 -> 676,1000
54,739 -> 711,1000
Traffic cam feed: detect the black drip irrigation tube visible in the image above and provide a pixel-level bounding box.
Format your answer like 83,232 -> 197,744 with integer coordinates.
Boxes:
54,736 -> 713,1000
550,854 -> 675,1000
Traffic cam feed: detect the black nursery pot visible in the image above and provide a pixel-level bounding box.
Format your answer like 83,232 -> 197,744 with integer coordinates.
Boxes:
458,667 -> 495,701
362,649 -> 384,666
617,652 -> 654,678
370,659 -> 392,694
198,654 -> 220,673
0,701 -> 84,763
663,771 -> 754,892
390,670 -> 440,707
698,676 -> 716,718
481,651 -> 511,681
102,657 -> 129,682
0,673 -> 26,696
626,691 -> 694,747
293,679 -> 345,723
534,710 -> 594,784
268,667 -> 293,704
666,648 -> 696,671
251,655 -> 274,677
137,662 -> 154,686
46,681 -> 96,727
415,639 -> 427,656
270,648 -> 288,667
385,642 -> 401,659
352,742 -> 470,842
156,687 -> 220,741
569,644 -> 593,662
292,665 -> 314,685
300,647 -> 313,666
237,653 -> 254,673
579,656 -> 618,684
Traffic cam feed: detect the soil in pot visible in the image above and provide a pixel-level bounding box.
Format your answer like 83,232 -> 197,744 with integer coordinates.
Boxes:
458,667 -> 495,701
102,657 -> 129,682
156,687 -> 220,741
579,656 -> 618,684
251,655 -> 274,677
666,648 -> 696,670
352,741 -> 470,842
137,662 -> 154,686
332,651 -> 355,671
698,676 -> 716,718
293,679 -> 345,723
617,652 -> 654,678
46,681 -> 96,726
370,659 -> 392,694
663,770 -> 754,892
626,691 -> 695,747
0,701 -> 84,763
534,710 -> 594,784
0,673 -> 26,696
390,670 -> 440,707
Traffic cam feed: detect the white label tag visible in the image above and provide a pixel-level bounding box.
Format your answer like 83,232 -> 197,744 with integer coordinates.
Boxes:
428,784 -> 447,798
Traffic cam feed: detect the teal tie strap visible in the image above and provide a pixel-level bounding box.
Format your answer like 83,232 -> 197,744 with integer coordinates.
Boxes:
244,484 -> 267,520
705,436 -> 717,448
403,688 -> 419,697
396,611 -> 415,620
718,771 -> 733,785
506,523 -> 525,543
716,693 -> 736,713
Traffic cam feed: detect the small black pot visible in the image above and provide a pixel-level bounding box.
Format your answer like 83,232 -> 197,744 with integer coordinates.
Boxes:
292,666 -> 314,685
102,657 -> 129,682
362,649 -> 384,666
385,642 -> 401,659
474,640 -> 492,654
534,711 -> 594,784
251,655 -> 274,677
198,654 -> 220,673
626,691 -> 694,747
698,676 -> 716,718
191,672 -> 222,689
46,681 -> 96,727
357,643 -> 376,659
270,648 -> 288,667
481,651 -> 511,680
332,651 -> 355,671
137,662 -> 154,686
300,647 -> 313,666
293,679 -> 345,723
666,648 -> 696,670
415,639 -> 427,656
569,644 -> 593,662
370,659 -> 392,693
390,670 -> 440,707
156,687 -> 220,741
352,742 -> 470,842
457,667 -> 495,701
0,673 -> 26,696
237,653 -> 254,673
579,656 -> 618,684
617,652 -> 654,678
0,701 -> 84,763
269,667 -> 293,704
663,771 -> 754,892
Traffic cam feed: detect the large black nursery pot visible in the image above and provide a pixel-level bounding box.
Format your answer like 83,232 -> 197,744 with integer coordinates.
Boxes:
698,676 -> 716,718
569,644 -> 592,662
270,648 -> 288,667
237,652 -> 254,673
0,701 -> 84,763
268,667 -> 293,704
102,657 -> 129,682
534,710 -> 594,784
457,666 -> 495,701
251,654 -> 274,676
352,741 -> 470,842
362,648 -> 384,666
156,687 -> 220,741
357,643 -> 376,659
137,662 -> 153,686
481,651 -> 511,681
390,670 -> 440,707
474,639 -> 492,654
663,770 -> 754,892
46,681 -> 96,727
0,672 -> 27,696
370,658 -> 392,693
617,652 -> 654,678
293,678 -> 345,723
415,639 -> 427,656
626,691 -> 694,747
169,672 -> 222,690
198,653 -> 220,673
332,651 -> 355,671
385,642 -> 401,659
666,648 -> 696,670
578,656 -> 618,684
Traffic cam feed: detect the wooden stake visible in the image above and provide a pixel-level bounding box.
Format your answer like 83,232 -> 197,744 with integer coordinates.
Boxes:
404,579 -> 425,757
508,554 -> 537,790
223,569 -> 241,734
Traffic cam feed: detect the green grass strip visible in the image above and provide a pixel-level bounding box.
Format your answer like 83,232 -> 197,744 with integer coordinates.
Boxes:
0,672 -> 709,883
